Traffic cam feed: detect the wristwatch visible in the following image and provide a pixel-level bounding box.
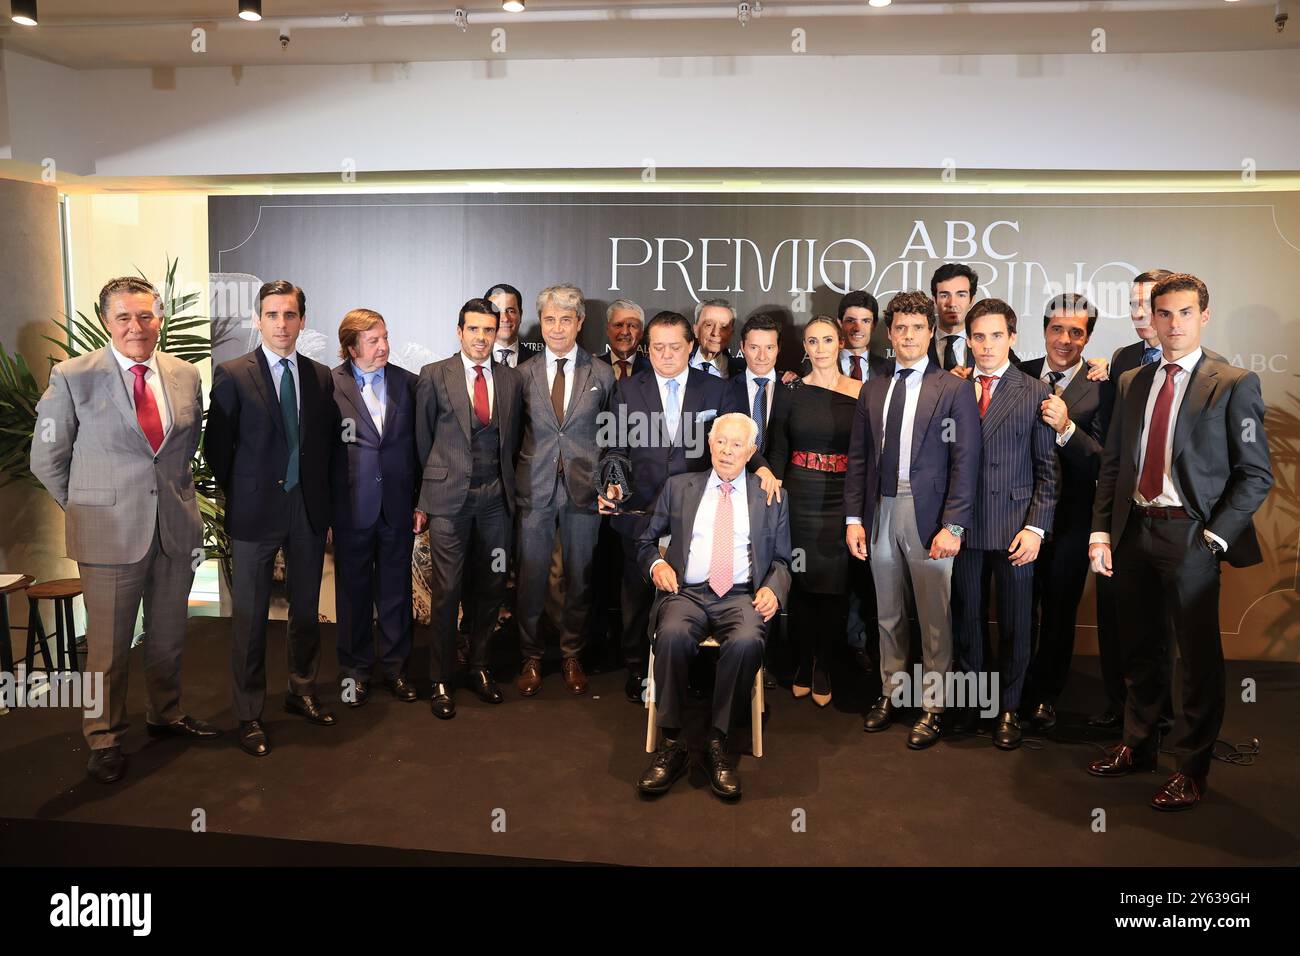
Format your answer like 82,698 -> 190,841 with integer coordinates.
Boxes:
944,523 -> 965,538
1204,532 -> 1225,555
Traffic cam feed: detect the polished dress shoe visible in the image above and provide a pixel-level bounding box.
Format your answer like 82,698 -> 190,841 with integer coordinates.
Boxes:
636,738 -> 689,795
87,746 -> 127,784
1087,708 -> 1122,730
284,693 -> 337,725
342,679 -> 370,708
469,669 -> 503,704
517,658 -> 542,697
562,658 -> 588,695
430,682 -> 456,720
863,696 -> 895,733
625,670 -> 646,704
238,720 -> 270,757
1087,742 -> 1157,777
993,711 -> 1022,750
706,738 -> 742,800
852,647 -> 876,676
146,715 -> 221,739
1151,771 -> 1204,811
1030,702 -> 1057,733
384,674 -> 418,702
907,712 -> 943,750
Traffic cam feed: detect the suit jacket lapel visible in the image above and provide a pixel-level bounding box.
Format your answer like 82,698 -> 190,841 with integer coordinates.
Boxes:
381,366 -> 403,446
99,348 -> 150,448
676,472 -> 709,571
1173,355 -> 1218,462
251,349 -> 286,439
335,363 -> 381,444
1126,363 -> 1158,469
909,369 -> 942,467
155,351 -> 187,450
1060,362 -> 1090,410
981,367 -> 1022,437
443,359 -> 473,441
745,473 -> 765,583
565,354 -> 591,426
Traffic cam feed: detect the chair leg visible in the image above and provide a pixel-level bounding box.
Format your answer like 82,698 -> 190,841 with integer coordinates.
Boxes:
751,666 -> 765,758
0,596 -> 13,675
53,598 -> 69,674
644,643 -> 658,754
62,597 -> 79,671
26,598 -> 53,672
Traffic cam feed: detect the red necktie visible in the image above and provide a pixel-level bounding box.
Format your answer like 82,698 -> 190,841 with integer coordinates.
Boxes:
977,375 -> 997,418
1138,364 -> 1182,501
130,364 -> 164,452
472,364 -> 490,426
849,354 -> 863,381
617,359 -> 630,380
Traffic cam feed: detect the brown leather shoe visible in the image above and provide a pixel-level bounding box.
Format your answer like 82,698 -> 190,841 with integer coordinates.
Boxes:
562,658 -> 588,696
1087,742 -> 1157,777
1151,772 -> 1204,811
517,658 -> 542,697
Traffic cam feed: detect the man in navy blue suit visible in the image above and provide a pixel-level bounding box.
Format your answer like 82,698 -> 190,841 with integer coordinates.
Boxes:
688,299 -> 746,379
949,299 -> 1060,749
597,299 -> 653,381
599,311 -> 779,702
330,309 -> 423,708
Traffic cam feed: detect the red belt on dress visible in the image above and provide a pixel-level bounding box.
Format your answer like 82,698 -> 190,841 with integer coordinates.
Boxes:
791,451 -> 848,473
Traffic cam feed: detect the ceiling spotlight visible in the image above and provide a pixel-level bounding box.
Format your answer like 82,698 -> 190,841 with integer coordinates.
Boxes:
453,7 -> 469,31
869,0 -> 892,8
11,0 -> 38,26
237,1 -> 262,22
503,0 -> 526,11
738,2 -> 751,27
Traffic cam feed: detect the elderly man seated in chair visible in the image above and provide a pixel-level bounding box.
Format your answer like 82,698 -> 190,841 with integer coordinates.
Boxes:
632,412 -> 792,800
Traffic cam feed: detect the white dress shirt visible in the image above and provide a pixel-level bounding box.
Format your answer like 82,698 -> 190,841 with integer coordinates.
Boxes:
545,346 -> 577,416
937,330 -> 968,367
840,348 -> 873,380
745,367 -> 776,425
690,347 -> 732,378
846,355 -> 930,525
262,344 -> 300,415
655,367 -> 691,441
110,344 -> 172,434
460,350 -> 495,417
494,340 -> 521,368
650,470 -> 751,587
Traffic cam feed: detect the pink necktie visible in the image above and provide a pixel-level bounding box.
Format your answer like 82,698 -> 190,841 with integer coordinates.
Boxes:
708,481 -> 734,597
130,364 -> 164,452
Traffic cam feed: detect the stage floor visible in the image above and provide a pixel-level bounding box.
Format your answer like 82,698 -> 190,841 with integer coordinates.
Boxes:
2,618 -> 1297,867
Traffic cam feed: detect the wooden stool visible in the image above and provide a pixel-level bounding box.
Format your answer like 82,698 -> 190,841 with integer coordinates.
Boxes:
1,574 -> 35,675
25,578 -> 82,674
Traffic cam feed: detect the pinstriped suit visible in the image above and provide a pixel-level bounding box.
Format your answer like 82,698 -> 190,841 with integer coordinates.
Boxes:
952,365 -> 1060,713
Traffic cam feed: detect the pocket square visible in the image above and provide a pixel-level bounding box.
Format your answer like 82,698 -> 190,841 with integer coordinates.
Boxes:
589,385 -> 599,391
698,409 -> 718,423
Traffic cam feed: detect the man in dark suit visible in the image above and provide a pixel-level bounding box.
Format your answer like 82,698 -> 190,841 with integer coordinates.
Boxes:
950,299 -> 1060,750
329,309 -> 422,708
837,290 -> 892,382
485,282 -> 539,369
689,298 -> 746,378
598,312 -> 778,703
1090,268 -> 1176,730
415,298 -> 525,719
634,413 -> 792,800
725,313 -> 793,461
926,263 -> 1019,373
1020,294 -> 1113,733
846,291 -> 980,749
1087,273 -> 1272,811
206,280 -> 340,757
514,285 -> 617,697
598,298 -> 652,381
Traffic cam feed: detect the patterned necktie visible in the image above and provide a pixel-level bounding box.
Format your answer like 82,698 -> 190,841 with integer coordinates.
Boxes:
617,359 -> 630,380
361,371 -> 384,434
878,368 -> 914,498
472,364 -> 490,426
849,354 -> 863,381
129,365 -> 164,452
551,356 -> 567,423
1138,364 -> 1182,501
498,348 -> 512,367
751,377 -> 769,449
977,375 -> 997,417
1141,346 -> 1162,366
278,358 -> 300,492
943,335 -> 960,371
1046,370 -> 1065,395
664,378 -> 681,443
708,480 -> 735,597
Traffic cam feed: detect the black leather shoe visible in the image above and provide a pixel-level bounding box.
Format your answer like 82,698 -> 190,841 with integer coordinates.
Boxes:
950,706 -> 979,735
284,693 -> 337,725
994,711 -> 1022,750
469,669 -> 503,704
907,712 -> 943,749
1030,702 -> 1057,733
385,674 -> 418,702
1087,708 -> 1122,730
863,696 -> 895,733
238,720 -> 270,757
706,738 -> 742,800
146,715 -> 221,739
87,746 -> 127,784
341,678 -> 369,708
636,738 -> 689,795
430,682 -> 456,720
1087,742 -> 1158,777
625,670 -> 646,704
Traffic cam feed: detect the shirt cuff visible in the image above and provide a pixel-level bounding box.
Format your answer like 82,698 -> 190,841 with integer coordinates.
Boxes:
1088,532 -> 1111,546
1055,421 -> 1076,446
1205,530 -> 1228,552
1025,526 -> 1045,539
846,517 -> 862,526
649,558 -> 666,576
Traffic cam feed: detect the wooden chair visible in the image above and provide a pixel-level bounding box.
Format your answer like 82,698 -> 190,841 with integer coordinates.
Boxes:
25,578 -> 83,674
644,635 -> 766,757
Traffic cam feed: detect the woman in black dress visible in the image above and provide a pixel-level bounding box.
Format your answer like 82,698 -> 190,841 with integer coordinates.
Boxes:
768,315 -> 863,707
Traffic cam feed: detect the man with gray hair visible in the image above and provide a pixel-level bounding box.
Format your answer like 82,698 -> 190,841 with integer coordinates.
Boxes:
689,298 -> 745,379
599,298 -> 651,381
31,276 -> 220,784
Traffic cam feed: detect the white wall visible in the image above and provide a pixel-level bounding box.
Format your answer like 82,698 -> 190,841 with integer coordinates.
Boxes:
3,48 -> 1298,178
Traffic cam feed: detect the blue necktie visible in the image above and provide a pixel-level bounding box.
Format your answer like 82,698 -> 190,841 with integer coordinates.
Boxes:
751,377 -> 769,449
878,368 -> 914,498
664,378 -> 681,444
1141,346 -> 1161,366
279,358 -> 300,493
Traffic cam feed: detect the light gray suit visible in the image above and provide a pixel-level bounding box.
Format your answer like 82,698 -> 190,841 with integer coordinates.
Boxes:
514,347 -> 616,660
31,347 -> 204,749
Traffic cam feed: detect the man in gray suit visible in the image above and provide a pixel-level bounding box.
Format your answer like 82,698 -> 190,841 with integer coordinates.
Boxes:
416,298 -> 524,719
514,285 -> 617,697
634,413 -> 791,800
31,277 -> 219,784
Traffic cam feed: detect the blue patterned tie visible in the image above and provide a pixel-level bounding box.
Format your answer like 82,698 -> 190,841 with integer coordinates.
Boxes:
1141,346 -> 1161,366
664,378 -> 681,444
751,377 -> 769,449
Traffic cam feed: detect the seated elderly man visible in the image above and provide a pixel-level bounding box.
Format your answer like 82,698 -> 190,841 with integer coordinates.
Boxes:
634,412 -> 792,800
